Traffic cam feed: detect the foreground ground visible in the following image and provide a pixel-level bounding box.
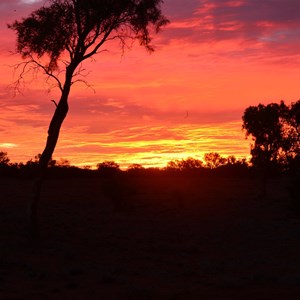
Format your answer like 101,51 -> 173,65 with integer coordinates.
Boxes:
1,176 -> 300,299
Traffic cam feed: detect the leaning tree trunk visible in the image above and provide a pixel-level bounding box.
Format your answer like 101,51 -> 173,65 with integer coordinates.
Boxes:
28,70 -> 73,239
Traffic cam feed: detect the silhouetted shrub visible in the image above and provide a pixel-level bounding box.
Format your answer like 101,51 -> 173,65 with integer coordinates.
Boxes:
97,161 -> 121,177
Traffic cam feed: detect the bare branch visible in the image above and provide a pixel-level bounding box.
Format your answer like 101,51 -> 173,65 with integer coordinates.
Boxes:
8,59 -> 37,95
26,55 -> 64,92
82,25 -> 116,61
69,62 -> 96,92
51,99 -> 58,107
8,53 -> 64,94
71,78 -> 96,93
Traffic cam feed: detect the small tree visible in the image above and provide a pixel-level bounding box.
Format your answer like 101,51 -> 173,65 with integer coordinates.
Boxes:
55,158 -> 71,168
0,151 -> 12,177
283,100 -> 300,212
127,163 -> 144,170
127,163 -> 145,175
166,157 -> 203,172
242,100 -> 300,199
226,155 -> 237,165
285,100 -> 300,169
242,102 -> 286,168
204,152 -> 227,169
243,100 -> 300,172
9,0 -> 169,238
0,151 -> 10,166
97,160 -> 121,176
242,102 -> 288,197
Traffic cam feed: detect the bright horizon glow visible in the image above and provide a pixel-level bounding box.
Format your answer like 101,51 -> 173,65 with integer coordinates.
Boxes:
1,0 -> 300,169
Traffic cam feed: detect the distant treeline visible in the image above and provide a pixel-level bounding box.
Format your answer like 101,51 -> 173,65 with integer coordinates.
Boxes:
1,99 -> 299,179
0,150 -> 279,179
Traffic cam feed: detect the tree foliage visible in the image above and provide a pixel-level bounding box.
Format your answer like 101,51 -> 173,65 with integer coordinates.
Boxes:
204,152 -> 227,169
127,163 -> 144,170
9,0 -> 169,72
97,160 -> 121,176
166,157 -> 203,172
285,101 -> 300,158
242,100 -> 300,171
0,151 -> 10,166
9,0 -> 168,239
8,0 -> 169,175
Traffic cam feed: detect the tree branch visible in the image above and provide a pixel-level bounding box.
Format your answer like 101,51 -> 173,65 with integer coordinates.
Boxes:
82,25 -> 116,61
9,54 -> 64,93
27,56 -> 63,92
51,99 -> 58,107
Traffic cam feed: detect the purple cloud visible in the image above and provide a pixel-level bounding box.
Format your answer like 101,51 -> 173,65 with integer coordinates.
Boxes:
163,0 -> 200,20
159,0 -> 300,64
196,0 -> 300,40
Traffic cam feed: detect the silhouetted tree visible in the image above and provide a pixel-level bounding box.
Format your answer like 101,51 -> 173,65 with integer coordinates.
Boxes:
97,160 -> 120,175
242,102 -> 289,197
242,102 -> 287,169
127,163 -> 144,171
284,100 -> 300,212
283,100 -> 300,170
289,101 -> 300,147
0,151 -> 10,166
9,0 -> 168,238
127,163 -> 145,176
214,156 -> 250,177
0,151 -> 11,177
204,152 -> 227,169
55,158 -> 71,168
226,155 -> 237,165
180,157 -> 204,170
166,157 -> 203,173
243,100 -> 300,173
26,154 -> 56,168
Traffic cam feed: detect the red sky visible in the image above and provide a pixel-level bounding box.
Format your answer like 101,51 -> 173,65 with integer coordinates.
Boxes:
1,0 -> 300,168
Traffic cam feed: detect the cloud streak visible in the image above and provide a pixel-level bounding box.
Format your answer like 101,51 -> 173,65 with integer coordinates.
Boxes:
1,0 -> 299,168
162,0 -> 300,64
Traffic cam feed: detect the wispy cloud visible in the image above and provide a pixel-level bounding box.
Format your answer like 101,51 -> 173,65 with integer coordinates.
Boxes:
162,0 -> 300,64
0,143 -> 18,149
0,0 -> 299,167
50,119 -> 250,168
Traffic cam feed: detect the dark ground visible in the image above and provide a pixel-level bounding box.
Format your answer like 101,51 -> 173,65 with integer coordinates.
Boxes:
1,176 -> 300,299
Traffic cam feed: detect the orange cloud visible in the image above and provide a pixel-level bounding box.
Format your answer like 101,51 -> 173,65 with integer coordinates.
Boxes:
1,0 -> 300,168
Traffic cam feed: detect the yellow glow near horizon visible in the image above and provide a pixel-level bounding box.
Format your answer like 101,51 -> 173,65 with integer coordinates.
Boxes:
1,1 -> 300,169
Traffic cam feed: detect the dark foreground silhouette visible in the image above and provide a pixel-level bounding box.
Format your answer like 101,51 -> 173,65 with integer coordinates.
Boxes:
1,175 -> 300,299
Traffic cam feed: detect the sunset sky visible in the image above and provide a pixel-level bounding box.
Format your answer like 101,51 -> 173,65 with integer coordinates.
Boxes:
1,0 -> 300,168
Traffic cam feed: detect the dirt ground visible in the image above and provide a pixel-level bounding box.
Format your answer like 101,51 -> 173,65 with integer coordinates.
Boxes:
1,176 -> 300,299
